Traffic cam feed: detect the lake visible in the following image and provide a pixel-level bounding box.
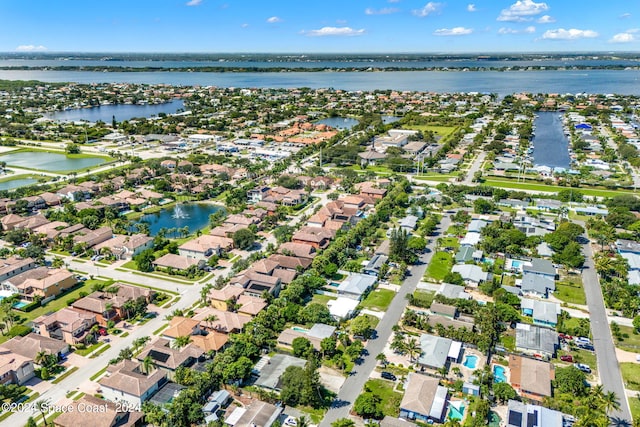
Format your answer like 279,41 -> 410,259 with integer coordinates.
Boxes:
316,117 -> 359,130
0,151 -> 106,172
46,99 -> 184,123
532,112 -> 571,169
134,203 -> 224,237
0,178 -> 38,191
1,69 -> 639,96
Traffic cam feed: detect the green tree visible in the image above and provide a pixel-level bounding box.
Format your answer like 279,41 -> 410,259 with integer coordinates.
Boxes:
350,315 -> 374,339
134,248 -> 156,272
554,366 -> 588,396
353,392 -> 383,419
473,198 -> 495,214
292,337 -> 314,358
232,228 -> 256,250
493,382 -> 517,403
331,419 -> 355,427
65,143 -> 81,154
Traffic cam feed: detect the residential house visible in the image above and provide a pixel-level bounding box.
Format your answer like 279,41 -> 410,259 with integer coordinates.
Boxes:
435,283 -> 471,300
208,285 -> 245,311
508,355 -> 554,401
192,308 -> 252,334
363,254 -> 388,276
327,297 -> 359,321
399,215 -> 419,232
54,394 -> 144,427
224,401 -> 282,427
0,349 -> 35,385
2,267 -> 76,302
455,246 -> 482,264
336,273 -> 376,300
291,227 -> 332,249
72,283 -> 153,326
178,235 -> 233,260
99,359 -> 167,407
93,234 -> 154,260
417,334 -> 462,370
277,242 -> 316,259
399,373 -> 448,423
0,333 -> 69,360
231,271 -> 281,298
429,302 -> 457,319
506,399 -> 563,427
451,264 -> 491,286
521,299 -> 561,328
254,354 -> 306,391
535,199 -> 562,212
515,323 -> 559,360
33,307 -> 97,345
0,257 -> 37,281
277,323 -> 337,351
73,226 -> 113,249
135,338 -> 203,380
520,272 -> 555,299
152,253 -> 201,271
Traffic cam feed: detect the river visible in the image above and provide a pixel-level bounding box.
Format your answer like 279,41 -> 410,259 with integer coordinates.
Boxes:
1,69 -> 639,96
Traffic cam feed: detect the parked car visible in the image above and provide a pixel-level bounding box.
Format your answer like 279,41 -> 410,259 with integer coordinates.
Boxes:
381,371 -> 397,381
560,355 -> 574,363
577,343 -> 595,351
284,417 -> 297,426
574,363 -> 591,374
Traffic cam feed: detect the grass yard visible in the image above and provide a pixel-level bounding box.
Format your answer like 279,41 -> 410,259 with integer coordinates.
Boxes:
621,363 -> 640,391
74,342 -> 105,357
311,293 -> 337,306
554,281 -> 587,305
613,325 -> 640,353
411,290 -> 435,309
500,334 -> 515,351
413,175 -> 455,182
438,236 -> 460,250
425,251 -> 453,282
364,379 -> 403,417
628,396 -> 640,421
403,125 -> 458,141
360,289 -> 396,311
484,178 -> 639,198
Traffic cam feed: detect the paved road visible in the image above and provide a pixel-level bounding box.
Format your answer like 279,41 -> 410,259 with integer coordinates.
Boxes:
320,214 -> 451,427
462,151 -> 486,186
580,235 -> 632,423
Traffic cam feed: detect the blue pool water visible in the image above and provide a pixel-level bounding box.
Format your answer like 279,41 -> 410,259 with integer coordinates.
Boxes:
13,301 -> 28,309
510,260 -> 522,268
448,403 -> 466,420
292,326 -> 309,333
329,282 -> 340,287
463,355 -> 478,369
493,365 -> 507,383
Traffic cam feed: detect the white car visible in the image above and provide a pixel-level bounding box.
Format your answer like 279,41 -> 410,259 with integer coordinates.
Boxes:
284,417 -> 297,427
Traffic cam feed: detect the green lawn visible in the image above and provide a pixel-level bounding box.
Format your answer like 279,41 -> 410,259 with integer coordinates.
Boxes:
403,125 -> 457,140
411,290 -> 435,308
613,325 -> 640,353
554,281 -> 586,305
360,289 -> 396,311
51,366 -> 78,384
311,293 -> 337,306
438,237 -> 460,250
74,342 -> 105,357
500,334 -> 515,351
484,178 -> 639,198
364,379 -> 402,417
425,251 -> 453,282
628,396 -> 640,421
621,363 -> 640,391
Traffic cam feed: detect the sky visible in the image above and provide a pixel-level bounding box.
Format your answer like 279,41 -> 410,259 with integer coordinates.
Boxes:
1,0 -> 639,53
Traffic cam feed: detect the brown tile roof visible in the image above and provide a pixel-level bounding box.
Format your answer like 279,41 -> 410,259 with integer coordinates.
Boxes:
0,333 -> 68,360
153,253 -> 199,270
162,317 -> 200,339
100,359 -> 166,397
271,269 -> 297,284
136,338 -> 203,370
53,395 -> 143,427
400,373 -> 446,417
277,242 -> 316,259
236,295 -> 267,316
190,332 -> 229,352
509,355 -> 554,397
208,284 -> 244,302
267,254 -> 312,270
192,308 -> 252,333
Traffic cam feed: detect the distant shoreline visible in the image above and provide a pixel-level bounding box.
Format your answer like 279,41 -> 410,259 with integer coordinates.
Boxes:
1,65 -> 639,73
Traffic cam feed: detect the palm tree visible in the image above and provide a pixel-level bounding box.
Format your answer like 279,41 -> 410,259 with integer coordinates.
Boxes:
601,390 -> 620,414
203,314 -> 219,329
404,337 -> 421,363
444,419 -> 462,427
376,353 -> 388,368
141,355 -> 155,374
173,335 -> 192,348
36,399 -> 51,426
296,416 -> 309,427
35,351 -> 49,367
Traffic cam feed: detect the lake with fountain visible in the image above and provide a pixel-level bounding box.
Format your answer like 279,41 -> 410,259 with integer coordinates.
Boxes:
133,203 -> 224,237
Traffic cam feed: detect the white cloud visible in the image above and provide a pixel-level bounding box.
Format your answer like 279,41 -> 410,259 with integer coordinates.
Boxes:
241,23 -> 249,28
542,28 -> 598,40
365,7 -> 399,15
266,16 -> 282,23
15,45 -> 47,52
498,0 -> 549,22
537,15 -> 555,24
467,4 -> 476,12
620,13 -> 632,19
304,26 -> 365,37
434,27 -> 473,36
185,0 -> 202,6
610,32 -> 636,43
498,26 -> 535,34
412,2 -> 442,17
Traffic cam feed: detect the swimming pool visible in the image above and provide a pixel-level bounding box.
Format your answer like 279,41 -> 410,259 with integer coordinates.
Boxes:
493,365 -> 507,383
463,355 -> 478,369
13,301 -> 28,309
448,402 -> 466,420
509,259 -> 523,269
292,326 -> 309,333
328,282 -> 340,287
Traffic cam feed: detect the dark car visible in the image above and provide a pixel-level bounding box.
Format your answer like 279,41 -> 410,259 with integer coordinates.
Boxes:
381,371 -> 397,381
560,355 -> 574,363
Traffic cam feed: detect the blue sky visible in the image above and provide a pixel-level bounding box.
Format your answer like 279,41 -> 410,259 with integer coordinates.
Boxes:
1,0 -> 639,53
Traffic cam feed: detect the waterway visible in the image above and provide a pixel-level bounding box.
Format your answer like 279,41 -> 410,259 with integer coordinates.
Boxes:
316,117 -> 359,130
531,112 -> 571,169
45,99 -> 184,123
0,151 -> 106,172
0,178 -> 38,191
1,69 -> 639,96
134,203 -> 223,237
